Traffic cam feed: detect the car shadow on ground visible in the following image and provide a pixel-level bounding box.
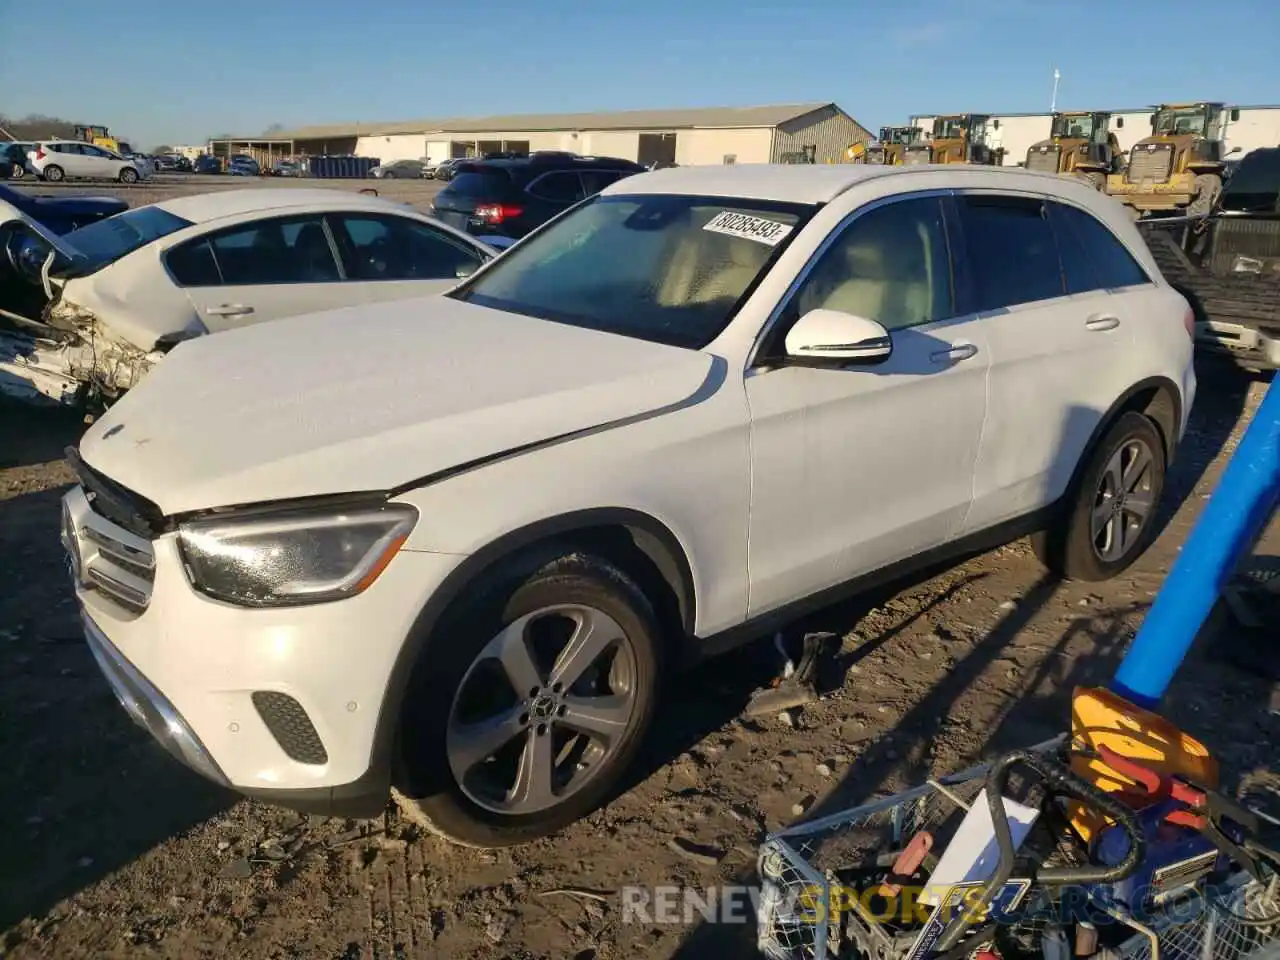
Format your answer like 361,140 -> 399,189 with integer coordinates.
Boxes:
665,375 -> 1261,958
0,399 -> 86,470
0,481 -> 234,933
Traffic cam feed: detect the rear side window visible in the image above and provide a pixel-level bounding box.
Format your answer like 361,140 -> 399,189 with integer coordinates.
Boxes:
528,172 -> 586,203
1050,202 -> 1149,290
580,169 -> 629,195
445,171 -> 513,198
166,240 -> 221,286
958,195 -> 1063,311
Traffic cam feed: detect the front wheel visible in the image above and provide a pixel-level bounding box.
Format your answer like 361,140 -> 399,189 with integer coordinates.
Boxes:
118,166 -> 139,184
393,552 -> 662,847
1032,411 -> 1166,581
381,170 -> 396,179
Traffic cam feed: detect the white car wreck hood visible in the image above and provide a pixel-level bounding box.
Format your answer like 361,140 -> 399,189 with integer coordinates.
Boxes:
78,296 -> 715,515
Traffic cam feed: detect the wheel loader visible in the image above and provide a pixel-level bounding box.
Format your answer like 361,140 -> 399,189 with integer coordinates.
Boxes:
73,125 -> 131,156
904,114 -> 1004,166
1023,111 -> 1120,189
1105,102 -> 1239,217
848,126 -> 922,165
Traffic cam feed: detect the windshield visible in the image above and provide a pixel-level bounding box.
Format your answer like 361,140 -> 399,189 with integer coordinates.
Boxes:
452,194 -> 812,349
1052,114 -> 1096,139
1153,107 -> 1208,136
53,206 -> 192,277
1221,149 -> 1280,212
933,117 -> 967,138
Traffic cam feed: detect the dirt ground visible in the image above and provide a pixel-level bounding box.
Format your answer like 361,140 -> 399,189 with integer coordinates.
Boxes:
1,200 -> 1278,960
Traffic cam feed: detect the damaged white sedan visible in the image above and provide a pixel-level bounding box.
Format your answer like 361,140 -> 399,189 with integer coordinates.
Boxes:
0,188 -> 504,406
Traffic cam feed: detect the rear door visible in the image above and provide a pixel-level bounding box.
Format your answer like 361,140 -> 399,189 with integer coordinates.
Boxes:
957,192 -> 1141,534
52,143 -> 92,177
167,213 -> 348,331
327,212 -> 490,304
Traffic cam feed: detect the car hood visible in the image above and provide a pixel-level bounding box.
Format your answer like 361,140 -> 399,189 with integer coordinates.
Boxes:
78,297 -> 715,515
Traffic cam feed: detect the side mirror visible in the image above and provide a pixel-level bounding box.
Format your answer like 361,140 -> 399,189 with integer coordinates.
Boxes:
784,309 -> 892,364
455,261 -> 480,278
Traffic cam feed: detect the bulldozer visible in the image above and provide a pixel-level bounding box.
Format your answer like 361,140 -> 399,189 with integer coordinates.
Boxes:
904,114 -> 1004,166
1023,111 -> 1121,190
848,126 -> 922,165
73,124 -> 131,156
1105,102 -> 1239,217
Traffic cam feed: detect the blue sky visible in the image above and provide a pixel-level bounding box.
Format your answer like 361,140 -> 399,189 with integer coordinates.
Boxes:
3,0 -> 1277,150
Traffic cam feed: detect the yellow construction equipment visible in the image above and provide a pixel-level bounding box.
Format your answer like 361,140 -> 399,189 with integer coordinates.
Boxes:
1023,111 -> 1121,190
849,126 -> 922,165
73,124 -> 131,156
1105,102 -> 1237,216
907,114 -> 1004,166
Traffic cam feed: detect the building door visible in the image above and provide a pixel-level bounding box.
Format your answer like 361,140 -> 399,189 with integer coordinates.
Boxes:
637,132 -> 677,167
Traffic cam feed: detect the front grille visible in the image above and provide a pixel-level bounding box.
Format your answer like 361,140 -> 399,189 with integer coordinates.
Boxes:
252,692 -> 329,765
1126,144 -> 1174,183
1025,146 -> 1061,174
903,147 -> 931,166
63,486 -> 156,615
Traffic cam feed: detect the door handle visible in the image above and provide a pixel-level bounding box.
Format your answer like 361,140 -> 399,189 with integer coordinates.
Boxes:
205,304 -> 255,317
1085,314 -> 1121,331
930,343 -> 979,363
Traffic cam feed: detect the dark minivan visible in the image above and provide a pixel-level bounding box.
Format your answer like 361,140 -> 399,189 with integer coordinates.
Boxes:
431,154 -> 645,239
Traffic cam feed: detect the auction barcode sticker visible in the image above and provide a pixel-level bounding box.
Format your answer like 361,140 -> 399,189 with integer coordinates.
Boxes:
702,211 -> 794,246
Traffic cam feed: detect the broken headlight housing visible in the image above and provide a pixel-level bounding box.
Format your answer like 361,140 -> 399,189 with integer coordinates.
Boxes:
177,504 -> 417,607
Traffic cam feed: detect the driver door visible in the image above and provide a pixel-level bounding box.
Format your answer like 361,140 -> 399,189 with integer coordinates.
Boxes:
744,194 -> 990,616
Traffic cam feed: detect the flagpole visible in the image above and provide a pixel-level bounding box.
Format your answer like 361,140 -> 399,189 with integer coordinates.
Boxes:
1051,68 -> 1061,112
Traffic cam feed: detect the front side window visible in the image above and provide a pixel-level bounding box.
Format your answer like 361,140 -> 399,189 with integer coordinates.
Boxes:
172,215 -> 340,286
958,194 -> 1064,311
791,197 -> 955,331
454,194 -> 812,348
334,214 -> 483,281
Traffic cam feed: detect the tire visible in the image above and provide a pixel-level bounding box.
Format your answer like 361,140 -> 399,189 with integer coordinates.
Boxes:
41,164 -> 64,182
8,162 -> 23,180
393,551 -> 662,847
1032,411 -> 1167,581
381,170 -> 396,179
118,166 -> 139,184
1188,173 -> 1222,217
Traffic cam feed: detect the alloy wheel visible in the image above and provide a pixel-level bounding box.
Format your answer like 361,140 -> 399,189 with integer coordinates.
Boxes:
1090,438 -> 1156,563
446,604 -> 639,815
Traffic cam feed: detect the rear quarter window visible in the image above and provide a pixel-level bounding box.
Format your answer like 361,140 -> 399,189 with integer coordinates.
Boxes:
1051,202 -> 1149,290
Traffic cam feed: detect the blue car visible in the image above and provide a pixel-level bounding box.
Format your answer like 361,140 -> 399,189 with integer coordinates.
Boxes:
227,155 -> 261,177
0,182 -> 127,235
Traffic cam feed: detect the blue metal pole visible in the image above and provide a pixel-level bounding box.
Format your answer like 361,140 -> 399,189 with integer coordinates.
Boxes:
1112,376 -> 1280,708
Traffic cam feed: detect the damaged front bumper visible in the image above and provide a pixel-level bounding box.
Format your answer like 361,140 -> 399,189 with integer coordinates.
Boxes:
0,300 -> 162,406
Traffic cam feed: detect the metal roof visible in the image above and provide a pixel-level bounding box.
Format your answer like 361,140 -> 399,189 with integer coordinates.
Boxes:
267,103 -> 839,141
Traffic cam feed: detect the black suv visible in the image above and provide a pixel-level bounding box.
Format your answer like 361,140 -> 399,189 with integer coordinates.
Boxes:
430,154 -> 645,239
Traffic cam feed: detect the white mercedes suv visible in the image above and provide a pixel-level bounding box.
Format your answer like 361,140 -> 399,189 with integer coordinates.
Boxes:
62,164 -> 1196,846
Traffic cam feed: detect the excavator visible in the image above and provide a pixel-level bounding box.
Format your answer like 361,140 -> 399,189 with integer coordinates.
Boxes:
1023,111 -> 1121,190
903,114 -> 1004,166
1105,102 -> 1239,216
73,125 -> 132,157
847,127 -> 922,165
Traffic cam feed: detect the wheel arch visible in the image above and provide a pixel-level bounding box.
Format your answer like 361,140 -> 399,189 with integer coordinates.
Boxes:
371,507 -> 697,784
1069,376 -> 1184,498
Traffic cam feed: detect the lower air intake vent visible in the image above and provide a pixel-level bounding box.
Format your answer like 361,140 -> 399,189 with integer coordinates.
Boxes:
252,691 -> 328,765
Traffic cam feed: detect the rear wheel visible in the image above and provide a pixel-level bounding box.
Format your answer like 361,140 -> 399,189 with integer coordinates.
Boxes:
1033,411 -> 1166,581
1188,173 -> 1222,217
41,164 -> 64,182
393,552 -> 662,847
118,166 -> 139,184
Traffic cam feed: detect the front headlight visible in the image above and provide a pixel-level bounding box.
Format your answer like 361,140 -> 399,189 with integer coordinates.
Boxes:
177,503 -> 417,607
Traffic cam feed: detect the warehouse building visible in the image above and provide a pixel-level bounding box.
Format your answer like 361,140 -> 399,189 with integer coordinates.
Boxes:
229,103 -> 871,167
908,104 -> 1280,166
